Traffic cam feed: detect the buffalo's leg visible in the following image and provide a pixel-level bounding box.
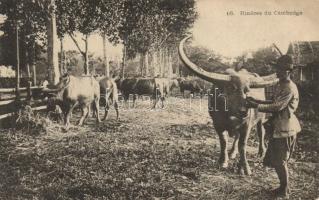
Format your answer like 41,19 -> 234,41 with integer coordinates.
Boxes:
114,101 -> 119,120
125,94 -> 132,109
229,133 -> 239,159
237,124 -> 252,175
257,120 -> 266,157
94,97 -> 101,123
77,105 -> 88,126
152,95 -> 159,109
103,100 -> 110,121
91,103 -> 96,118
64,102 -> 78,130
217,130 -> 229,168
132,94 -> 137,108
85,105 -> 90,119
160,96 -> 165,108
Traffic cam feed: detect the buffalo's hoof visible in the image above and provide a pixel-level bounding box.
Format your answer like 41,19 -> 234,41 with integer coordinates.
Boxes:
258,148 -> 266,158
238,164 -> 252,175
229,150 -> 238,159
219,161 -> 229,168
62,127 -> 69,132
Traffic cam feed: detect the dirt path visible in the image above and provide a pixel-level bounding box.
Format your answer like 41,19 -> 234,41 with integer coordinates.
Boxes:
0,97 -> 318,199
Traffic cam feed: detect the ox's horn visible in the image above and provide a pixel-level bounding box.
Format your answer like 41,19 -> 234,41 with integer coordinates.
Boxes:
178,36 -> 231,83
249,77 -> 279,88
261,73 -> 277,81
42,88 -> 59,93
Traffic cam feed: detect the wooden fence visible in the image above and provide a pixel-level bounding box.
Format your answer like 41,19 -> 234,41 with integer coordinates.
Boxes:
0,83 -> 47,121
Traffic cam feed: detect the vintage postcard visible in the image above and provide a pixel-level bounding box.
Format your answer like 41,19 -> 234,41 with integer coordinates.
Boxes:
0,0 -> 318,199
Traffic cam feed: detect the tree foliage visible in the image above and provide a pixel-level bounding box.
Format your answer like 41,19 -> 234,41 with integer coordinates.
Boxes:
0,0 -> 197,76
119,0 -> 197,59
54,0 -> 125,74
180,45 -> 229,76
0,0 -> 47,68
235,46 -> 279,75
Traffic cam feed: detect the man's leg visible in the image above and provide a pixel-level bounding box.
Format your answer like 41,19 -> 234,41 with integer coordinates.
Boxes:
270,136 -> 296,197
273,162 -> 289,197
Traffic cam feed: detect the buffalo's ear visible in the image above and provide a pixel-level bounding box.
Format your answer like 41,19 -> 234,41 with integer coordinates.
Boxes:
244,85 -> 250,93
232,83 -> 238,90
113,75 -> 121,81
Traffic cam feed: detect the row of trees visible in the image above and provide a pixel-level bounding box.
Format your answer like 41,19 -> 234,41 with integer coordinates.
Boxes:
0,0 -> 197,85
234,46 -> 279,75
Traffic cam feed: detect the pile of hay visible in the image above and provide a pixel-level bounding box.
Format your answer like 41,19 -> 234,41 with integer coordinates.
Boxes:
15,105 -> 51,135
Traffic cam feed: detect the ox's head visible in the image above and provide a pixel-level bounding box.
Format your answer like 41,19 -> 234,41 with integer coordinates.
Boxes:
178,36 -> 279,120
43,74 -> 71,111
55,74 -> 71,91
169,79 -> 180,89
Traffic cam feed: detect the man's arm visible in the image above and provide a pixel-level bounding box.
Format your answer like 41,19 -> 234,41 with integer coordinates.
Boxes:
246,97 -> 273,104
257,89 -> 292,113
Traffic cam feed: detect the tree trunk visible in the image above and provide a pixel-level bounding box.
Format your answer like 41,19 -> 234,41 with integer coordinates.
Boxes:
32,64 -> 36,86
158,49 -> 162,77
140,53 -> 144,76
103,34 -> 110,77
177,49 -> 182,77
144,52 -> 149,76
31,40 -> 36,85
83,34 -> 89,75
122,41 -> 126,78
26,51 -> 31,78
47,0 -> 60,85
168,50 -> 173,78
162,48 -> 167,77
59,37 -> 65,75
15,23 -> 20,100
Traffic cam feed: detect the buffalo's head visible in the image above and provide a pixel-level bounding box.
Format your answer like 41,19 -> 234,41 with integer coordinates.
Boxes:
178,36 -> 278,120
43,74 -> 71,113
169,79 -> 180,90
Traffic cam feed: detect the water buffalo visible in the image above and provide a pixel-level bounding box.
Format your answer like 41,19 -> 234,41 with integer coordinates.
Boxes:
178,77 -> 210,98
120,78 -> 139,103
45,74 -> 101,130
99,76 -> 119,120
119,77 -> 176,108
166,78 -> 180,95
133,78 -> 168,108
179,36 -> 278,175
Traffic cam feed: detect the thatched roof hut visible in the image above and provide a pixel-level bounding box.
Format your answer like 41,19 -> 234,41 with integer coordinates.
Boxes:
286,41 -> 319,83
287,41 -> 319,65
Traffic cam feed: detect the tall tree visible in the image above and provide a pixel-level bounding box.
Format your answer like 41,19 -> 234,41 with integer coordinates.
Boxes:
55,0 -> 122,75
47,0 -> 59,84
118,0 -> 197,77
0,0 -> 47,81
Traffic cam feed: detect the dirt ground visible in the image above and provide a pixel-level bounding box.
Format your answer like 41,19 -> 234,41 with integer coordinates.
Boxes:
0,97 -> 318,200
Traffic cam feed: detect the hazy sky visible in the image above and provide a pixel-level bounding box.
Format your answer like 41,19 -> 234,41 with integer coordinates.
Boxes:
192,0 -> 319,57
1,0 -> 318,59
78,0 -> 319,59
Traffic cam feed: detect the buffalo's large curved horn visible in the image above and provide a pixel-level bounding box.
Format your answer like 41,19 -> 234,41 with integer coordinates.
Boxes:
249,77 -> 279,88
42,88 -> 59,93
261,73 -> 277,81
178,36 -> 231,83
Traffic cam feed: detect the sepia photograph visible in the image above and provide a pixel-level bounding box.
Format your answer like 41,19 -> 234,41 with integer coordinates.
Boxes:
0,0 -> 318,199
